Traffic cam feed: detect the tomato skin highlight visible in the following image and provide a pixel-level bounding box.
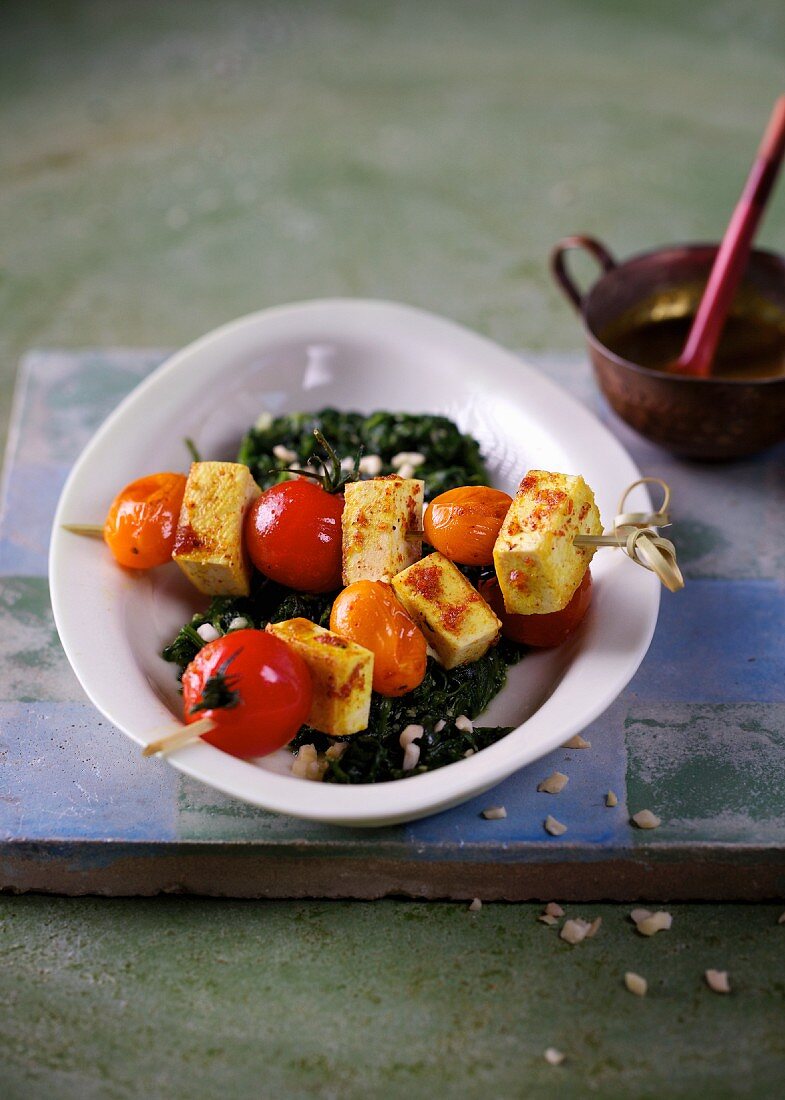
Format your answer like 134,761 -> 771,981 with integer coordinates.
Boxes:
479,571 -> 593,648
103,472 -> 187,569
330,580 -> 427,697
181,629 -> 312,758
244,479 -> 344,593
424,486 -> 513,566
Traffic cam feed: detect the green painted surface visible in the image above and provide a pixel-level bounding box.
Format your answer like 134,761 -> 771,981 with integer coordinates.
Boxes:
2,0 -> 785,1092
1,896 -> 784,1099
2,0 -> 785,449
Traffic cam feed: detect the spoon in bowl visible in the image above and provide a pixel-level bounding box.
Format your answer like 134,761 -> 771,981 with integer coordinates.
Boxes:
669,95 -> 785,378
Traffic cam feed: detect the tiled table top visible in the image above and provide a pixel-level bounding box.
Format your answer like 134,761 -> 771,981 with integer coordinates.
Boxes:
2,349 -> 784,899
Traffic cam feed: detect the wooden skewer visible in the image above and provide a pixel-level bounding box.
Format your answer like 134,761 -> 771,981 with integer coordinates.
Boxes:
62,523 -> 104,538
142,716 -> 216,757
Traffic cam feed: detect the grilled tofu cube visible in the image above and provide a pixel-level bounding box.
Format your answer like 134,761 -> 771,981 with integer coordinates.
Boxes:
266,618 -> 373,737
342,475 -> 424,584
493,470 -> 602,615
391,552 -> 501,669
172,462 -> 260,596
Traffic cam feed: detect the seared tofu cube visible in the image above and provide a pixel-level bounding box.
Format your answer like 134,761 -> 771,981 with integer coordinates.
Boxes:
493,469 -> 602,615
172,462 -> 260,596
342,475 -> 424,584
266,618 -> 373,737
391,552 -> 501,669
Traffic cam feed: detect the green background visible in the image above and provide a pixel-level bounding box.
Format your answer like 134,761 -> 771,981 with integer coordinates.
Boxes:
1,2 -> 784,1096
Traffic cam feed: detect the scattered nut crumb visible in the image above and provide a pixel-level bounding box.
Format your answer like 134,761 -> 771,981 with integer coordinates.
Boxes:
455,714 -> 474,733
605,790 -> 618,807
544,814 -> 567,836
630,908 -> 652,925
631,809 -> 661,829
325,742 -> 347,761
433,719 -> 446,733
538,914 -> 559,926
537,771 -> 569,794
636,911 -> 673,937
544,1048 -> 565,1066
560,918 -> 592,945
705,969 -> 731,994
482,805 -> 507,820
545,902 -> 565,918
468,898 -> 482,912
624,972 -> 648,997
778,911 -> 785,925
564,734 -> 591,749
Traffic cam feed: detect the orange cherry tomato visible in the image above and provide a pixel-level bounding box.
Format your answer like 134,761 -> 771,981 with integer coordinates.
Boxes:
424,486 -> 512,566
330,580 -> 427,697
479,571 -> 593,648
103,472 -> 187,569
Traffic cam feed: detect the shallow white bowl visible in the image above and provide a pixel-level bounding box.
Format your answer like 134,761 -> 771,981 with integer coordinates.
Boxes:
50,299 -> 659,826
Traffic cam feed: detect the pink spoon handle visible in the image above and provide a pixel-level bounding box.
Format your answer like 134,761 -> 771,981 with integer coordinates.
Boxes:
676,96 -> 785,378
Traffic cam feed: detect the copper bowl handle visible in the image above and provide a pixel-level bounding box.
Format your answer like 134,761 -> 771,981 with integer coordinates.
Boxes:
550,235 -> 617,312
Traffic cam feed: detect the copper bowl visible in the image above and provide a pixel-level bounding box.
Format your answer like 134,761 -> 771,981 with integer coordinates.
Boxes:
550,236 -> 785,459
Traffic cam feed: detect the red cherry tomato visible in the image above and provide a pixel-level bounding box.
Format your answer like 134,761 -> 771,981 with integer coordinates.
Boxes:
244,479 -> 344,593
103,472 -> 187,569
424,486 -> 513,566
330,580 -> 427,696
479,571 -> 593,648
181,629 -> 312,758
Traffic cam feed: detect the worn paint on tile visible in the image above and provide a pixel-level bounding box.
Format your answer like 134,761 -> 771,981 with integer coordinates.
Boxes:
625,703 -> 785,844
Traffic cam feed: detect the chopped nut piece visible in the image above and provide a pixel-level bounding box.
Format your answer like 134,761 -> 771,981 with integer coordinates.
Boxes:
358,454 -> 383,476
605,790 -> 618,808
325,742 -> 347,761
631,809 -> 661,829
433,719 -> 446,733
564,734 -> 591,749
624,972 -> 648,997
482,805 -> 507,820
544,814 -> 567,836
705,969 -> 731,994
468,898 -> 482,912
538,914 -> 559,926
544,1048 -> 565,1066
291,744 -> 328,781
538,771 -> 569,794
400,723 -> 424,772
778,911 -> 785,925
545,902 -> 565,918
272,444 -> 297,464
636,911 -> 673,937
630,908 -> 653,926
585,917 -> 602,939
455,714 -> 474,733
560,918 -> 591,945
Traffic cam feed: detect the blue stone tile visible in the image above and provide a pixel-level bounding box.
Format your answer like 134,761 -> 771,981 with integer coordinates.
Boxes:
626,580 -> 785,704
0,702 -> 178,842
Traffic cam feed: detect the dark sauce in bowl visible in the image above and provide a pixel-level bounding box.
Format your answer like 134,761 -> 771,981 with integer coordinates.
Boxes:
599,292 -> 785,380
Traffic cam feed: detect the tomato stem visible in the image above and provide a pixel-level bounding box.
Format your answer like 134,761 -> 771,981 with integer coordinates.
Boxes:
282,429 -> 362,495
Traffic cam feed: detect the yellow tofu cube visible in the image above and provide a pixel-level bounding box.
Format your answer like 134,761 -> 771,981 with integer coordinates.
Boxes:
172,462 -> 260,596
391,552 -> 501,669
493,470 -> 602,615
342,475 -> 424,585
266,618 -> 373,737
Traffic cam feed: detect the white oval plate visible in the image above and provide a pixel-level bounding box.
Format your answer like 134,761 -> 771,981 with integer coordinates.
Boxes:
50,299 -> 659,827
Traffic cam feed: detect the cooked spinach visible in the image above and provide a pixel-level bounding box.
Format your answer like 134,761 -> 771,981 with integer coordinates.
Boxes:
162,407 -> 524,783
291,640 -> 522,783
238,407 -> 488,499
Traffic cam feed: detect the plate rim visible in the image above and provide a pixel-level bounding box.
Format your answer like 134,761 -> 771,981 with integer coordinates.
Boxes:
49,297 -> 660,826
